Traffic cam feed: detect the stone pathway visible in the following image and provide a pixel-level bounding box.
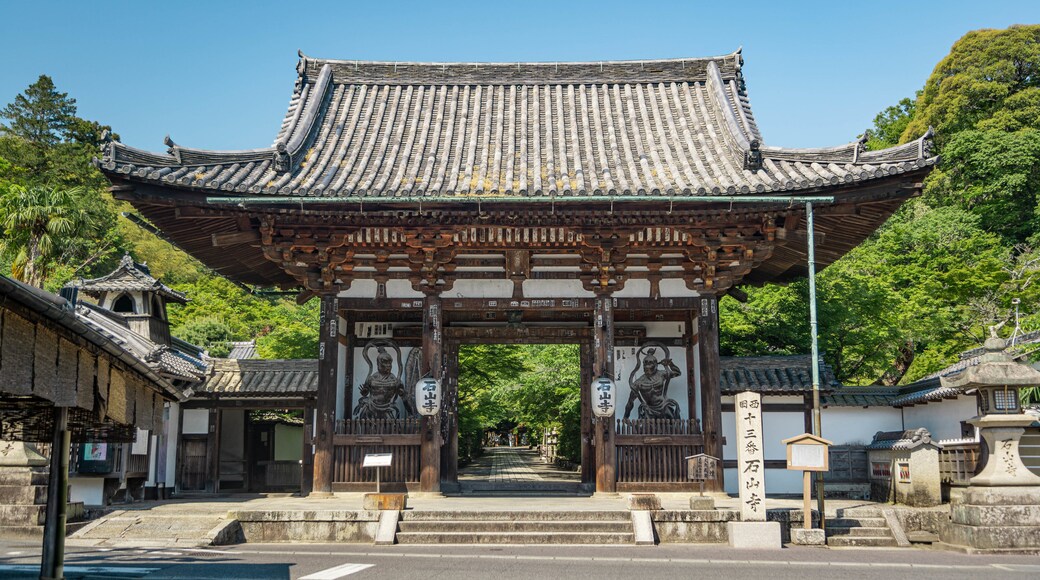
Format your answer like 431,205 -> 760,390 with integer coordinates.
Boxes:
458,447 -> 579,484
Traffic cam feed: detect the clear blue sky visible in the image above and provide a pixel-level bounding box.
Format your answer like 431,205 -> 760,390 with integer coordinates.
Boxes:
2,1 -> 1037,151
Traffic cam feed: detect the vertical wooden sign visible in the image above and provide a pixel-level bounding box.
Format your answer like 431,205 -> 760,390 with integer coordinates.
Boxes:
735,391 -> 765,521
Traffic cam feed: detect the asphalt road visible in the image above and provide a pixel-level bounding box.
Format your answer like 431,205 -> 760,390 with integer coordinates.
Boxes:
1,541 -> 1039,579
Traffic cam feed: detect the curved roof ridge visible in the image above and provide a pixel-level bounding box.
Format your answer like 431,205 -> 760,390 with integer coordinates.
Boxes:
296,48 -> 743,69
296,50 -> 744,86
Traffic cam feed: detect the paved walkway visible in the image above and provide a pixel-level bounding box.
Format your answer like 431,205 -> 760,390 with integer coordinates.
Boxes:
457,447 -> 580,484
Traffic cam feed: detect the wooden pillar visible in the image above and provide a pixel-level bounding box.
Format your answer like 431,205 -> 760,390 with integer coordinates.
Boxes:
40,406 -> 70,580
685,317 -> 697,421
441,340 -> 459,485
208,408 -> 221,493
593,295 -> 616,494
420,293 -> 442,493
312,293 -> 339,496
579,341 -> 594,484
698,294 -> 724,492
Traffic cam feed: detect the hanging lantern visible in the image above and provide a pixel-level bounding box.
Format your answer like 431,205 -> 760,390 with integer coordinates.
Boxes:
591,376 -> 616,417
415,377 -> 441,416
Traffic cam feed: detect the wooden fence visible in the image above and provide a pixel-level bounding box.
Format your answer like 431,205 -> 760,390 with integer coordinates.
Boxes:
615,419 -> 704,488
824,446 -> 868,482
939,440 -> 980,485
333,418 -> 422,490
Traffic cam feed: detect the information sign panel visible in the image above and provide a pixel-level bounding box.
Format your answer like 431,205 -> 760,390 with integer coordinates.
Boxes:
362,453 -> 393,468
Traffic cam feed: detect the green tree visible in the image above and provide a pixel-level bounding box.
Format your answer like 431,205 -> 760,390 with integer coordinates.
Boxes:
865,95 -> 917,151
0,184 -> 114,288
176,317 -> 234,358
256,321 -> 318,359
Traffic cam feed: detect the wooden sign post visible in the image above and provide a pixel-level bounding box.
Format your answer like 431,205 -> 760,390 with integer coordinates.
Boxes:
783,434 -> 832,530
362,452 -> 393,494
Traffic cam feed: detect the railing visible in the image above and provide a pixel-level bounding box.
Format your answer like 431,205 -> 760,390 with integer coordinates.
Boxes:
939,439 -> 980,485
126,450 -> 149,476
333,418 -> 422,488
615,419 -> 704,484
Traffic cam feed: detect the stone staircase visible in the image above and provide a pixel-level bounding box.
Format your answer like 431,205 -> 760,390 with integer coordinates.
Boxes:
395,510 -> 635,544
70,510 -> 236,547
0,464 -> 87,539
825,508 -> 898,547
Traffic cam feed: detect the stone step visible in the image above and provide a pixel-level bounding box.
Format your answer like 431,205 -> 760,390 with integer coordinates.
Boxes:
0,467 -> 48,487
827,517 -> 887,528
0,502 -> 84,526
400,510 -> 630,522
72,514 -> 226,540
827,535 -> 899,548
398,520 -> 632,533
836,508 -> 885,519
0,485 -> 47,505
396,531 -> 635,545
828,526 -> 894,538
0,520 -> 89,540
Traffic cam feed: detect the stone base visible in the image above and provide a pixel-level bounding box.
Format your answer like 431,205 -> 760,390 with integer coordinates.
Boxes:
627,494 -> 661,510
942,485 -> 1040,553
726,521 -> 781,549
689,496 -> 715,510
790,527 -> 826,546
363,493 -> 407,511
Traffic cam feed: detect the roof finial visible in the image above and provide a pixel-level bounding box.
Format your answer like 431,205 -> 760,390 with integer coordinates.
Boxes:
743,139 -> 762,171
919,126 -> 936,159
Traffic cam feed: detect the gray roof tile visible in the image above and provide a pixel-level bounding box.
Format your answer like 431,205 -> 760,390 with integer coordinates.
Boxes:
99,51 -> 936,199
196,358 -> 317,398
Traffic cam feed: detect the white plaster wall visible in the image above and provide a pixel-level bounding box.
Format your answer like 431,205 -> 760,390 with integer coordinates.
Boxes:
385,279 -> 423,298
901,396 -> 977,440
523,279 -> 594,298
164,402 -> 179,489
446,279 -> 514,298
658,279 -> 699,297
723,399 -> 807,495
69,477 -> 105,506
821,407 -> 903,446
338,279 -> 377,298
131,429 -> 149,455
723,467 -> 805,495
181,409 -> 209,435
611,279 -> 650,298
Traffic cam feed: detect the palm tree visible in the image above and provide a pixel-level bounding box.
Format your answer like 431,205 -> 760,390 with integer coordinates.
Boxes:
0,184 -> 99,287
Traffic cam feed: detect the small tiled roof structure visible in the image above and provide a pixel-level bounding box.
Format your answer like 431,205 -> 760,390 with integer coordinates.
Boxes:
719,354 -> 838,395
227,341 -> 259,360
195,358 -> 317,399
866,428 -> 940,451
99,50 -> 936,199
75,302 -> 207,383
73,254 -> 187,304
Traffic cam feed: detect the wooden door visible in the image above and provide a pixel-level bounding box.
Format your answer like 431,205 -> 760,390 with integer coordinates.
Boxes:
179,437 -> 208,491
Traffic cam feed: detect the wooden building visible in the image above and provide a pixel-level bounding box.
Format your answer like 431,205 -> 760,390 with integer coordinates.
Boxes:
98,49 -> 936,494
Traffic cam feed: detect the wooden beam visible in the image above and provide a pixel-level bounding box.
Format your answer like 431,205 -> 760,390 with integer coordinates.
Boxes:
211,230 -> 261,247
311,294 -> 339,496
580,341 -> 594,485
698,294 -> 724,492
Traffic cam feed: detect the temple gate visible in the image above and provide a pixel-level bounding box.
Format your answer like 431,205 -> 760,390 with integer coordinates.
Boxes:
97,49 -> 936,495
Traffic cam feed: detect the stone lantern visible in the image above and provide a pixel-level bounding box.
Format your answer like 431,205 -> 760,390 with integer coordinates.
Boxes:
939,335 -> 1040,552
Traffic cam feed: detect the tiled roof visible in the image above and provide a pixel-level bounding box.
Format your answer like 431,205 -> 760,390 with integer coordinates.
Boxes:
75,302 -> 206,382
99,51 -> 936,199
889,381 -> 963,407
72,254 -> 187,304
823,386 -> 902,407
227,341 -> 258,360
866,428 -> 940,450
719,355 -> 838,395
195,358 -> 317,398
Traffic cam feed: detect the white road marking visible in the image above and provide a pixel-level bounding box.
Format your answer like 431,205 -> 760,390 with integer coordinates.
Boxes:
299,562 -> 374,579
6,551 -> 22,555
0,564 -> 160,575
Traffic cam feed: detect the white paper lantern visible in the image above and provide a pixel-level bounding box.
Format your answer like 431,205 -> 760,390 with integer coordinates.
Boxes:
591,376 -> 616,417
415,377 -> 441,416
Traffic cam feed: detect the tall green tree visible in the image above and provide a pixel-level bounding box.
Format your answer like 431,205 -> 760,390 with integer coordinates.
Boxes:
0,184 -> 113,288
